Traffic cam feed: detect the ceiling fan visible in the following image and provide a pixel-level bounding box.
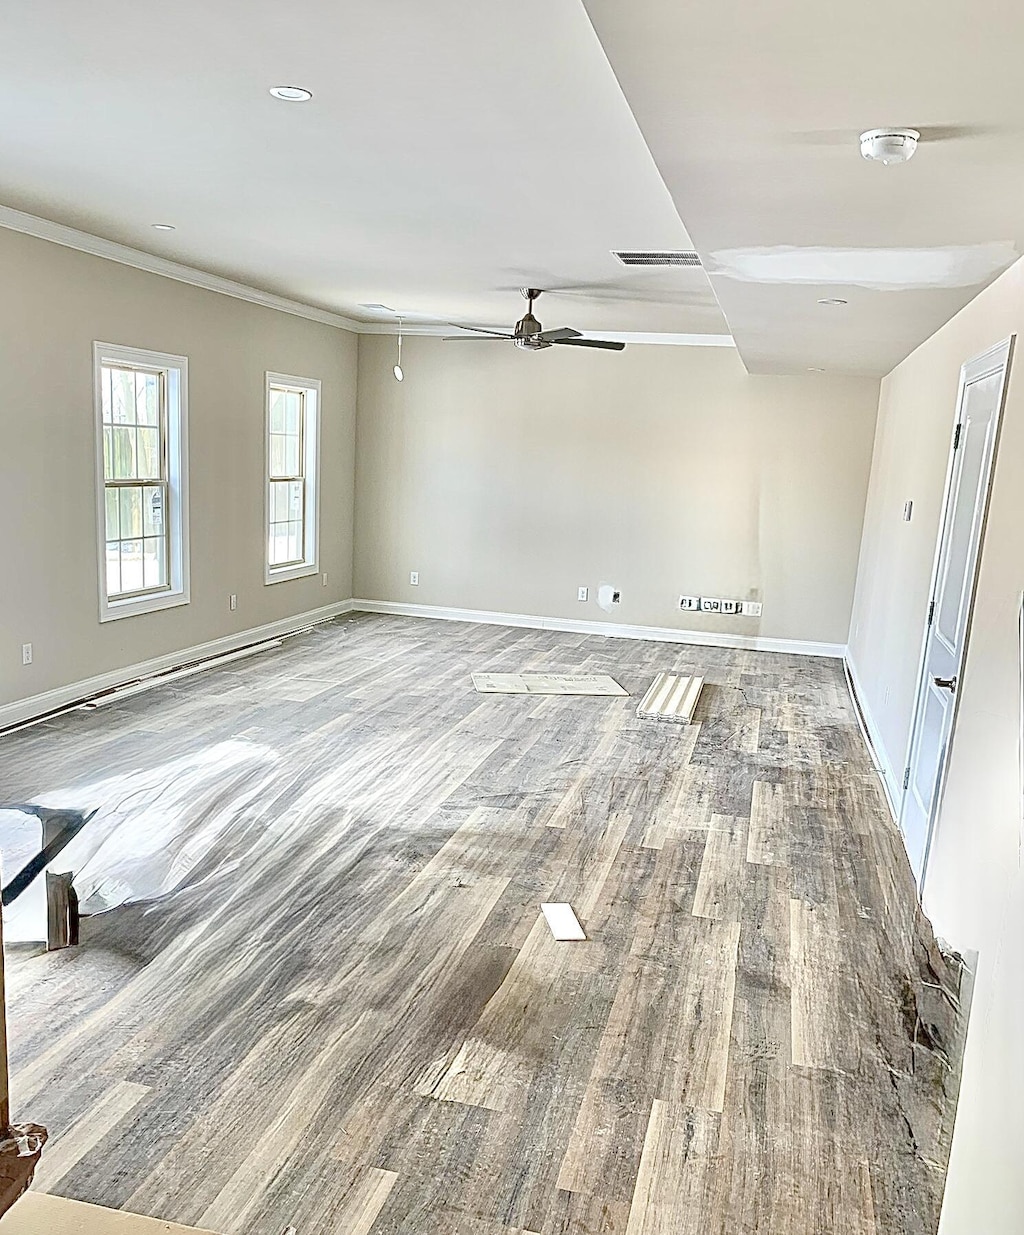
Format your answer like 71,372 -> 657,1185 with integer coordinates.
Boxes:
444,288 -> 625,351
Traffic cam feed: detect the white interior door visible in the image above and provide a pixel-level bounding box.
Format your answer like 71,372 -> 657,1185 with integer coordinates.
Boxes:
901,337 -> 1015,887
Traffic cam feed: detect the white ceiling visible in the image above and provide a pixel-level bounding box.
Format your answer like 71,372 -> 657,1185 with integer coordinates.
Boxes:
0,0 -> 727,340
583,0 -> 1024,374
5,1 -> 1023,372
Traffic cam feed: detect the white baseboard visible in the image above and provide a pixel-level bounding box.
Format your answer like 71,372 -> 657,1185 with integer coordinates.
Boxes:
0,600 -> 356,731
843,652 -> 902,819
348,598 -> 846,659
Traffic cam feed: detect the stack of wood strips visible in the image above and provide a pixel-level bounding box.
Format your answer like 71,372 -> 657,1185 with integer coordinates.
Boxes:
636,672 -> 704,723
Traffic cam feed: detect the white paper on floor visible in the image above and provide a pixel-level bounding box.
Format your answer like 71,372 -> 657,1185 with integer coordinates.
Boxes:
637,672 -> 704,723
541,902 -> 587,941
472,673 -> 627,696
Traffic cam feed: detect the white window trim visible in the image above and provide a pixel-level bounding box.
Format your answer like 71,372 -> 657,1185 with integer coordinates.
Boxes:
93,342 -> 190,622
264,371 -> 321,585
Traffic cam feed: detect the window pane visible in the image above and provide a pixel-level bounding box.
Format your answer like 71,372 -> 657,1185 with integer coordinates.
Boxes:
137,372 -> 160,426
142,537 -> 166,588
270,480 -> 286,523
289,479 -> 303,520
284,434 -> 300,475
111,426 -> 136,479
102,367 -> 113,422
285,392 -> 301,434
111,369 -> 135,424
270,389 -> 286,433
137,426 -> 161,479
270,434 -> 288,477
268,526 -> 290,566
143,486 -> 165,536
119,540 -> 144,593
105,542 -> 121,597
119,487 -> 143,538
105,488 -> 120,540
287,520 -> 302,563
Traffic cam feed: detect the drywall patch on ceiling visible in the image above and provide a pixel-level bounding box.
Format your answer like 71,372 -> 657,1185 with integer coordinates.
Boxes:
707,243 -> 1019,290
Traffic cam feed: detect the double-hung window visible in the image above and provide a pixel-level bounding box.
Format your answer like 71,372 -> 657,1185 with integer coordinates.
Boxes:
94,343 -> 189,621
265,373 -> 320,583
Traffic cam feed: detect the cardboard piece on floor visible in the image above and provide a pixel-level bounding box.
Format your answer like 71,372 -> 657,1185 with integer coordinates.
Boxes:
541,902 -> 587,941
472,673 -> 627,696
637,673 -> 704,724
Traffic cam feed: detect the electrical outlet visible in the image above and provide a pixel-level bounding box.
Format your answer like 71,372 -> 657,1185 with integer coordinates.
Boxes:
720,599 -> 739,614
409,571 -> 419,586
229,594 -> 237,611
322,572 -> 329,587
577,586 -> 589,602
679,595 -> 700,612
700,597 -> 721,613
21,643 -> 32,665
741,600 -> 763,617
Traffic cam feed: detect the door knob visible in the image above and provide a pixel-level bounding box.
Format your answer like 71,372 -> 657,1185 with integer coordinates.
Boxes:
933,675 -> 957,692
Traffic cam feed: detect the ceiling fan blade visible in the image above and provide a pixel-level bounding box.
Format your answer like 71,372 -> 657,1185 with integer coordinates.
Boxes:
536,327 -> 582,342
442,335 -> 513,342
551,337 -> 626,351
446,323 -> 514,336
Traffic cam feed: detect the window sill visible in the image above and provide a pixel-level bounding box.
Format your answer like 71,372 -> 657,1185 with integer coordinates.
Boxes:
265,563 -> 318,586
99,588 -> 189,623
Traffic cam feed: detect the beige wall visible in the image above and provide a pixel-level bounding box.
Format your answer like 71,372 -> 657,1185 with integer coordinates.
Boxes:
0,228 -> 357,711
354,336 -> 879,646
848,257 -> 1024,1233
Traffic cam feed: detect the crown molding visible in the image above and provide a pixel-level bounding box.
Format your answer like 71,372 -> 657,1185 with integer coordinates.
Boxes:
0,204 -> 363,333
0,204 -> 735,346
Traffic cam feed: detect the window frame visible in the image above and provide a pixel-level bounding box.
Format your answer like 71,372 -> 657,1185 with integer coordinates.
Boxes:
93,342 -> 190,622
264,371 -> 321,585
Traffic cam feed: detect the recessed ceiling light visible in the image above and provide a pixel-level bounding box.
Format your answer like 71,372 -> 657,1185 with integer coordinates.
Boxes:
269,85 -> 313,102
152,223 -> 176,231
358,303 -> 396,314
817,298 -> 848,306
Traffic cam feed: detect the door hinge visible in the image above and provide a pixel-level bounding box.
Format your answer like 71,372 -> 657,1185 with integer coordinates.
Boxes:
903,767 -> 911,790
953,422 -> 962,450
927,599 -> 935,626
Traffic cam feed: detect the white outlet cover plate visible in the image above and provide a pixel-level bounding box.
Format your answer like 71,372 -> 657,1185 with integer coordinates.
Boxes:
741,601 -> 763,616
578,587 -> 589,602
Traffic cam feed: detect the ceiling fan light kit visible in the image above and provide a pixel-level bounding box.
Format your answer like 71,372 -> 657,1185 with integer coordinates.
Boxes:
444,289 -> 626,353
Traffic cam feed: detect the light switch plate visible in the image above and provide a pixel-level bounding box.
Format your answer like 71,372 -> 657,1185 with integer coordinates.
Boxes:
720,599 -> 739,614
700,597 -> 721,613
679,595 -> 700,612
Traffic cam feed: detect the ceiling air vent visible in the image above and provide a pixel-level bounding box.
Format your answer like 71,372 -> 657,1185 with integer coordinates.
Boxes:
612,250 -> 702,267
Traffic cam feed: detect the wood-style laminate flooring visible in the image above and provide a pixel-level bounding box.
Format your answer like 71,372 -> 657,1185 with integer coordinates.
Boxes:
1,615 -> 960,1235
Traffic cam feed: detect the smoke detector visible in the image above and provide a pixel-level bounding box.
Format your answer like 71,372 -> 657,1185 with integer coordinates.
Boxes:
860,128 -> 920,165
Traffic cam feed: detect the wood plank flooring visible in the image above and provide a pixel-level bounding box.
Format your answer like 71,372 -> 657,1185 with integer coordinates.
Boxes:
0,615 -> 960,1235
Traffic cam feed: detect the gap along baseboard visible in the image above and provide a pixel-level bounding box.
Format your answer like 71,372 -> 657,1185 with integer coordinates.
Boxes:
349,598 -> 845,658
843,652 -> 902,819
0,600 -> 356,732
